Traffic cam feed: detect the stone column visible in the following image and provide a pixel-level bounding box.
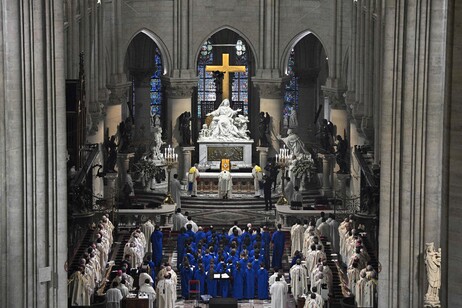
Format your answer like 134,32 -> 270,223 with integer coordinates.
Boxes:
322,154 -> 335,197
162,77 -> 197,148
132,70 -> 154,143
256,147 -> 269,169
104,172 -> 119,212
0,1 -> 68,307
106,82 -> 131,136
379,1 -> 453,307
297,69 -> 320,145
335,173 -> 350,198
181,146 -> 195,184
117,152 -> 135,190
253,78 -> 285,156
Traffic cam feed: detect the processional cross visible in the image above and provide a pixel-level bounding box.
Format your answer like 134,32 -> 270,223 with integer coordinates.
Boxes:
206,53 -> 246,100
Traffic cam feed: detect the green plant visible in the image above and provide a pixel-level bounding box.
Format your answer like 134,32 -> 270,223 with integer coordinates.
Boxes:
133,158 -> 160,180
291,154 -> 316,178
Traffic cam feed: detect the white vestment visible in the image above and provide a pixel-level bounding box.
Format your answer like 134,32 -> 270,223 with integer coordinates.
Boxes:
355,277 -> 368,308
68,271 -> 91,306
285,180 -> 294,204
317,222 -> 330,239
270,281 -> 288,308
347,267 -> 361,295
105,288 -> 123,308
218,170 -> 233,198
328,219 -> 340,253
290,224 -> 304,256
252,165 -> 263,196
187,167 -> 200,196
184,219 -> 198,232
170,178 -> 182,208
290,264 -> 308,299
156,278 -> 177,308
173,213 -> 188,231
139,272 -> 154,287
139,284 -> 157,308
117,283 -> 129,297
141,220 -> 155,253
364,279 -> 377,307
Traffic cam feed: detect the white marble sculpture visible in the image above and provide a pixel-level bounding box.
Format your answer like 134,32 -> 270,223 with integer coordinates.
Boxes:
277,129 -> 308,159
152,126 -> 165,160
424,242 -> 441,307
198,99 -> 250,141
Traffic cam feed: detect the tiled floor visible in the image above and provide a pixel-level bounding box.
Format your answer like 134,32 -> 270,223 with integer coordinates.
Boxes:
173,296 -> 297,307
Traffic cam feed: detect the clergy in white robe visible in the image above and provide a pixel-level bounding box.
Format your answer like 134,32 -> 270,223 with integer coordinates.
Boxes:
303,293 -> 319,308
139,279 -> 157,308
270,275 -> 288,308
290,259 -> 308,299
284,178 -> 294,204
171,174 -> 182,207
173,208 -> 188,231
106,282 -> 123,308
328,214 -> 340,253
68,267 -> 91,306
317,218 -> 330,239
355,272 -> 368,308
347,263 -> 361,295
156,274 -> 177,308
364,273 -> 377,307
290,220 -> 304,256
184,217 -> 199,232
218,170 -> 233,199
141,220 -> 155,253
117,280 -> 129,297
315,212 -> 325,228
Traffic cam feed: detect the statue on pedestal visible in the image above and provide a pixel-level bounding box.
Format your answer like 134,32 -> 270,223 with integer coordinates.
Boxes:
258,112 -> 271,147
288,107 -> 298,130
179,111 -> 192,146
424,242 -> 441,307
277,129 -> 308,158
152,127 -> 165,160
104,134 -> 118,173
335,135 -> 348,174
319,119 -> 334,153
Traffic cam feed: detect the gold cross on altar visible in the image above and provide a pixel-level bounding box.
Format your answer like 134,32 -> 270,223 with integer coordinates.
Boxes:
206,53 -> 246,100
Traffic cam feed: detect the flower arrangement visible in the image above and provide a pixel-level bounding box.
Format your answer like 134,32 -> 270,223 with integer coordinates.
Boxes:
291,154 -> 316,179
133,158 -> 160,181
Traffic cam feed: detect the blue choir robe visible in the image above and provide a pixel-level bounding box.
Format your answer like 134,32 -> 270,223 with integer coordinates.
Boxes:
180,265 -> 194,299
195,231 -> 206,244
257,267 -> 269,299
150,230 -> 163,267
203,254 -> 213,271
206,271 -> 217,297
232,268 -> 245,299
244,267 -> 255,299
271,230 -> 285,269
215,262 -> 229,297
186,230 -> 196,241
177,233 -> 189,268
239,258 -> 249,271
193,269 -> 207,295
148,260 -> 156,282
252,258 -> 262,273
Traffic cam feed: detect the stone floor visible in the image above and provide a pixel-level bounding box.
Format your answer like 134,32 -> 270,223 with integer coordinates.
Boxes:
173,297 -> 297,307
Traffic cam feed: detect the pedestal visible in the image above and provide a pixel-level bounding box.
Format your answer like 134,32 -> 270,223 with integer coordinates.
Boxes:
322,154 -> 335,197
198,140 -> 254,169
181,146 -> 195,184
117,152 -> 135,190
104,172 -> 118,214
335,173 -> 351,197
256,146 -> 269,168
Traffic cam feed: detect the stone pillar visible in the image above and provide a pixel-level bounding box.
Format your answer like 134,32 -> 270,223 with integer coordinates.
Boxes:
132,70 -> 153,142
162,77 -> 197,148
379,1 -> 452,307
181,146 -> 195,184
0,1 -> 68,307
256,147 -> 269,169
104,172 -> 119,212
297,70 -> 320,145
253,78 -> 285,156
335,173 -> 350,198
322,154 -> 335,197
106,82 -> 131,136
117,152 -> 135,190
349,122 -> 366,198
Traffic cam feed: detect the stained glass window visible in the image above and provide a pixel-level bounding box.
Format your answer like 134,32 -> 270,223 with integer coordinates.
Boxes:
197,40 -> 215,120
231,39 -> 249,114
150,48 -> 163,125
284,49 -> 299,116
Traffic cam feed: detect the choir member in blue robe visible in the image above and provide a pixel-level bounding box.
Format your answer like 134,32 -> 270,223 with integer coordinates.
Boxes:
252,253 -> 262,273
150,225 -> 163,267
146,255 -> 156,283
206,264 -> 218,297
232,263 -> 245,300
216,257 -> 229,297
257,264 -> 269,299
271,224 -> 285,269
177,227 -> 189,269
184,248 -> 196,266
180,261 -> 194,299
244,262 -> 255,299
185,224 -> 196,241
203,249 -> 213,271
195,227 -> 206,245
193,263 -> 207,295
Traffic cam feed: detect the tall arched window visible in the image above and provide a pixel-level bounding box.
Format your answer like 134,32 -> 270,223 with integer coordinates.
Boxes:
197,40 -> 215,120
150,48 -> 163,124
232,39 -> 249,114
284,49 -> 299,116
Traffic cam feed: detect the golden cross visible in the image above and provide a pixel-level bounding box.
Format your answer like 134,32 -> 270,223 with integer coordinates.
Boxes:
206,53 -> 246,100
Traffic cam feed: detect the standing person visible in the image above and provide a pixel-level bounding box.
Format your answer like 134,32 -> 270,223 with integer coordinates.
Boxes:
150,225 -> 163,267
156,273 -> 176,308
257,263 -> 269,300
218,169 -> 233,199
263,175 -> 273,211
106,282 -> 123,308
188,163 -> 200,197
139,278 -> 157,308
270,274 -> 288,308
244,262 -> 256,299
271,224 -> 285,269
171,173 -> 182,207
232,263 -> 245,300
173,208 -> 188,231
123,170 -> 135,207
252,163 -> 263,198
291,186 -> 303,208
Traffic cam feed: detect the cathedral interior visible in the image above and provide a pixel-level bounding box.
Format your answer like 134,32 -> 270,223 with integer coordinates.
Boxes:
1,0 -> 462,307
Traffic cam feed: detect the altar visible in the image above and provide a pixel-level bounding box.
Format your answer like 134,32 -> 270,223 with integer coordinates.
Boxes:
198,140 -> 254,170
192,171 -> 255,193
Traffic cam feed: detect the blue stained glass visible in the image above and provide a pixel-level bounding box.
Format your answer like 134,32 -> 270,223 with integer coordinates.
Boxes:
150,48 -> 163,124
284,49 -> 298,116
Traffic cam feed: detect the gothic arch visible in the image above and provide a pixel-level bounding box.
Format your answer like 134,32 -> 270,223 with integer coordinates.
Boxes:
280,30 -> 330,78
194,25 -> 259,70
123,28 -> 171,76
